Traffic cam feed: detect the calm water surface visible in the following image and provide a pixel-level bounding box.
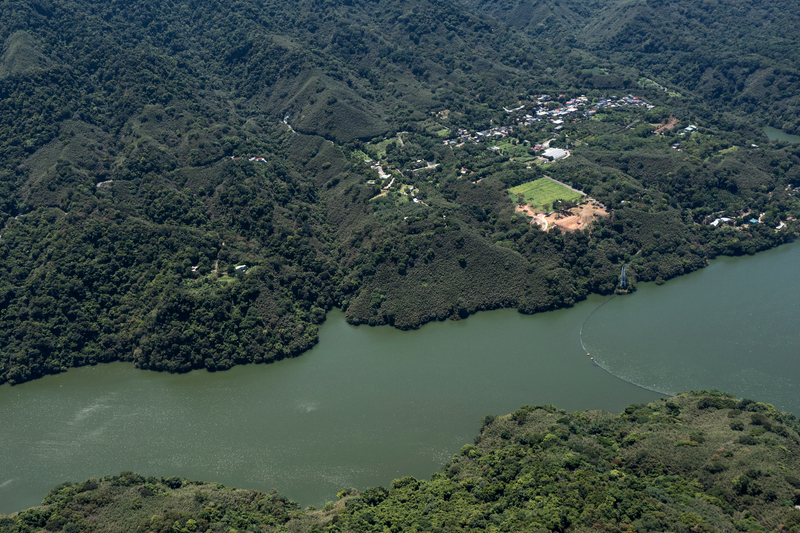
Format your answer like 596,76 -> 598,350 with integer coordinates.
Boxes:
2,241 -> 800,514
584,241 -> 800,412
0,301 -> 658,514
764,126 -> 800,143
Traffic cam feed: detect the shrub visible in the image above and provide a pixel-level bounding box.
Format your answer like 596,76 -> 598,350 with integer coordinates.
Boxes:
512,410 -> 529,425
733,475 -> 752,495
698,396 -> 737,409
751,413 -> 772,431
520,432 -> 544,446
391,476 -> 420,490
164,476 -> 183,489
690,431 -> 706,443
361,486 -> 388,506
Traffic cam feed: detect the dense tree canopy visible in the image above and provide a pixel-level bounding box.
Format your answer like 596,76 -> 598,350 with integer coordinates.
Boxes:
1,0 -> 799,384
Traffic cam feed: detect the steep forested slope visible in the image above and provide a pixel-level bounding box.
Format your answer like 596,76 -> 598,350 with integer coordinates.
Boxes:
1,0 -> 800,385
0,0 -> 547,382
3,392 -> 800,532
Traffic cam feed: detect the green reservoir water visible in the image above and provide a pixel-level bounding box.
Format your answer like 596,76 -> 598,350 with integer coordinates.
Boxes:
1,241 -> 800,514
764,126 -> 800,143
583,241 -> 800,413
0,302 -> 659,514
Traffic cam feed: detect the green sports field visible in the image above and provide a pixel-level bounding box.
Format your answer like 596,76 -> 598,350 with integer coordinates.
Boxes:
509,178 -> 583,212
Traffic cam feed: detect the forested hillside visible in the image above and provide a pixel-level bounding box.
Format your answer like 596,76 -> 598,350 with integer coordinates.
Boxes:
468,0 -> 800,133
2,0 -> 800,385
4,392 -> 800,532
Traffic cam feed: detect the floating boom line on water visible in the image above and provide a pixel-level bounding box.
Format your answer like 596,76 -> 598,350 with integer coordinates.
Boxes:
579,295 -> 616,353
579,296 -> 670,397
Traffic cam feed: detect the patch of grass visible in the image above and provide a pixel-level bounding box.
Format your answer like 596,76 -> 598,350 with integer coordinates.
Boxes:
490,141 -> 531,159
638,77 -> 662,90
508,177 -> 582,211
637,77 -> 682,97
352,149 -> 371,162
370,138 -> 395,159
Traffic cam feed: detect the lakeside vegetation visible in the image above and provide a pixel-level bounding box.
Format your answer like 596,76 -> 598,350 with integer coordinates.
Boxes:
4,391 -> 800,532
3,0 -> 800,529
1,0 -> 800,386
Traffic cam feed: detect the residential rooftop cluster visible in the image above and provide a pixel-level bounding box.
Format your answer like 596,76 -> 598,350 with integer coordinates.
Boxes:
595,94 -> 655,110
444,125 -> 513,146
444,93 -> 654,147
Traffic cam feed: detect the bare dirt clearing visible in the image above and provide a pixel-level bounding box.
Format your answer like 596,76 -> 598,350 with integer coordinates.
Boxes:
516,201 -> 608,232
654,116 -> 678,134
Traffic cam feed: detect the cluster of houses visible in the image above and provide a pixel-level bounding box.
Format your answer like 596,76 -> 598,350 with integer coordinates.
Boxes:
363,92 -> 657,195
530,95 -> 590,124
671,126 -> 699,149
513,94 -> 654,126
229,155 -> 268,163
444,93 -> 656,148
595,94 -> 655,111
444,126 -> 514,147
443,126 -> 514,146
709,215 -> 762,227
499,96 -> 592,128
363,157 -> 430,202
369,161 -> 391,179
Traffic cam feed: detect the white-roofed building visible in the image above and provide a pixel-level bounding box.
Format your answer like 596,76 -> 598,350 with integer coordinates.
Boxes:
543,148 -> 569,160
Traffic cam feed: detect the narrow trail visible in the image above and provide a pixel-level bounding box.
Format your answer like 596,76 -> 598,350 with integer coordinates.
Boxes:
579,296 -> 671,397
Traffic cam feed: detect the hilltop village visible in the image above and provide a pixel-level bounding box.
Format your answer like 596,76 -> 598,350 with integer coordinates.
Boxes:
229,89 -> 795,236
445,94 -> 654,146
348,93 -> 659,229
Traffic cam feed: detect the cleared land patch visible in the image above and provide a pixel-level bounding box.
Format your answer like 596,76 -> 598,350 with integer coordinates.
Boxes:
515,201 -> 608,232
492,140 -> 535,161
509,177 -> 583,212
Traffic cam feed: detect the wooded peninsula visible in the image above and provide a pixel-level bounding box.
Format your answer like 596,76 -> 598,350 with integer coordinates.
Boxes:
3,392 -> 800,532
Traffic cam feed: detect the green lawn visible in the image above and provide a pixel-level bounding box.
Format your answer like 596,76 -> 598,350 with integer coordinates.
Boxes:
368,138 -> 396,159
508,178 -> 583,212
352,149 -> 372,162
491,141 -> 531,158
638,77 -> 682,97
638,77 -> 661,90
